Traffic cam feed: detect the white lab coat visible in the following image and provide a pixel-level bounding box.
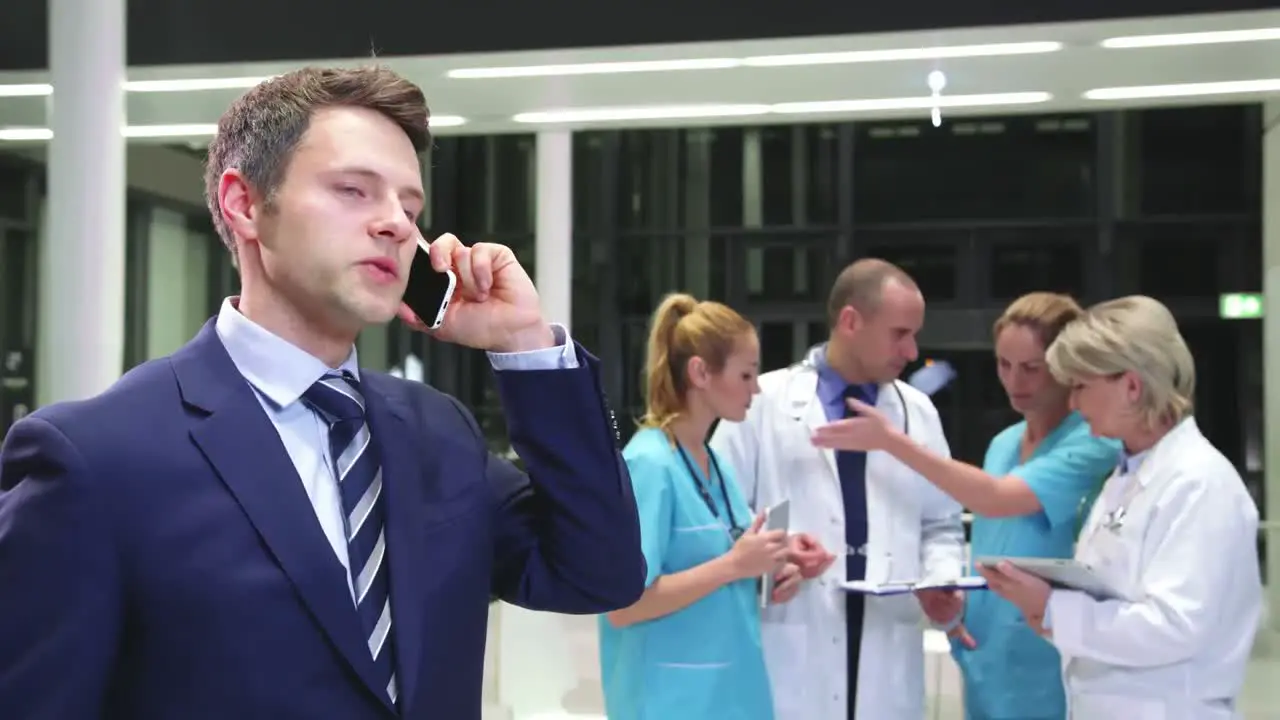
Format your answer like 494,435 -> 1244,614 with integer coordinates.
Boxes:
711,361 -> 965,720
1047,417 -> 1262,720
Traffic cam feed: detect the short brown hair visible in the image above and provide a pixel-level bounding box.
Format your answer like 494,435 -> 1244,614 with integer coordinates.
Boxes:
640,293 -> 755,435
826,258 -> 918,327
992,292 -> 1084,349
204,65 -> 432,260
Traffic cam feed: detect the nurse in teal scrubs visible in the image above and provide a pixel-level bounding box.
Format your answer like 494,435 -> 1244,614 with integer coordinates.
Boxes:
598,293 -> 802,720
808,292 -> 1120,720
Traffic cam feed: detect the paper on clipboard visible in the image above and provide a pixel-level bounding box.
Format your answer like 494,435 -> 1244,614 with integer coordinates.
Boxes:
841,576 -> 988,597
758,500 -> 791,609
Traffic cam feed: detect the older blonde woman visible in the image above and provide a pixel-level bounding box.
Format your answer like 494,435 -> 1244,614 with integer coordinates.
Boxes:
978,295 -> 1262,719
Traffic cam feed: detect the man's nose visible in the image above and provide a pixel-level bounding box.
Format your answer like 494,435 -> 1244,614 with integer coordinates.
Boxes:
371,202 -> 415,241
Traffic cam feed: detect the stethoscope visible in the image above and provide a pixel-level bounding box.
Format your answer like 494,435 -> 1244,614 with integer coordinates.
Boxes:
792,343 -> 911,435
673,442 -> 746,540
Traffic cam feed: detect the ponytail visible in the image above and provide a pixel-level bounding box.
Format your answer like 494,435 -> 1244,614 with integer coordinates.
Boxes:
639,293 -> 699,433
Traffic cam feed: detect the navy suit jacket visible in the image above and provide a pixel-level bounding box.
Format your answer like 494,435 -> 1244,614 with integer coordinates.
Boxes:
0,322 -> 645,719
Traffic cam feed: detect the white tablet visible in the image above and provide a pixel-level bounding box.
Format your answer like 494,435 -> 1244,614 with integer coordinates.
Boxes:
759,500 -> 791,609
973,556 -> 1128,601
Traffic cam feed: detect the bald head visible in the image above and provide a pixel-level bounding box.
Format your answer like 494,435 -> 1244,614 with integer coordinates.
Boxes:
826,258 -> 919,327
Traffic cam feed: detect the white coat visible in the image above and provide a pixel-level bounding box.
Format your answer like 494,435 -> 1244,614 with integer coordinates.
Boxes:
1047,417 -> 1262,720
710,359 -> 965,720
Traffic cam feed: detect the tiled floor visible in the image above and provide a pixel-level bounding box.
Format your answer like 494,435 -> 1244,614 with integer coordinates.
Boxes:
483,609 -> 1280,720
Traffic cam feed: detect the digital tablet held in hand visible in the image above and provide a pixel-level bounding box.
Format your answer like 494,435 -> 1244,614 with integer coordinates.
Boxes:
974,556 -> 1128,601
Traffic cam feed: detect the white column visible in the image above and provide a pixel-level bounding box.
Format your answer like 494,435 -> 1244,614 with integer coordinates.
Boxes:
534,130 -> 573,329
1262,100 -> 1280,636
37,0 -> 126,405
490,130 -> 604,720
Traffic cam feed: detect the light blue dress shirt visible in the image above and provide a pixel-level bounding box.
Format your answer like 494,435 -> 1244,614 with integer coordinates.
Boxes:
598,427 -> 773,720
213,297 -> 577,600
956,412 -> 1119,720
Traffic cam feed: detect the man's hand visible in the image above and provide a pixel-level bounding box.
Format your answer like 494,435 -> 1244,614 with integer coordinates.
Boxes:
786,533 -> 836,580
915,588 -> 976,649
770,563 -> 803,604
398,233 -> 554,353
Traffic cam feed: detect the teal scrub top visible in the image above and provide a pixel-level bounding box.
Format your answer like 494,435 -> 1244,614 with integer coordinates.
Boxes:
955,412 -> 1120,720
598,428 -> 774,720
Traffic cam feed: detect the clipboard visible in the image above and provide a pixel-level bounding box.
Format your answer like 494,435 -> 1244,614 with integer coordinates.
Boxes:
974,556 -> 1128,601
758,500 -> 791,608
841,576 -> 988,596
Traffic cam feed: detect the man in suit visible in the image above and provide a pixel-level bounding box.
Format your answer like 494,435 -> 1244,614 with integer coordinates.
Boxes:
0,66 -> 645,719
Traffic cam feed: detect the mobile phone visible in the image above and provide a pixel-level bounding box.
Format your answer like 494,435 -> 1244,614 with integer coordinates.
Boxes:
401,237 -> 457,330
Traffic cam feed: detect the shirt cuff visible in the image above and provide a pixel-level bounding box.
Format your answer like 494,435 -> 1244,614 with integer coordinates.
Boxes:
486,324 -> 579,371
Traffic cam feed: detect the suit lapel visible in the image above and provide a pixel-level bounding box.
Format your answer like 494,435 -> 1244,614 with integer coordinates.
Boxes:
173,322 -> 394,712
786,369 -> 839,485
361,373 -> 431,715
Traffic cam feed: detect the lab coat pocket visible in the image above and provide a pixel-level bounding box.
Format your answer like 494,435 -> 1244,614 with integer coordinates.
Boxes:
1070,692 -> 1166,720
761,623 -> 808,719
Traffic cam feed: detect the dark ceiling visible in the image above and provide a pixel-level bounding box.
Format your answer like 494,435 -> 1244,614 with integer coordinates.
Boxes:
3,0 -> 1279,71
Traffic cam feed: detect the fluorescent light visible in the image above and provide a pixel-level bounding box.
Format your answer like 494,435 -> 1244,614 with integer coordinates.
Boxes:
0,83 -> 52,98
428,115 -> 468,127
0,77 -> 268,97
513,92 -> 1052,125
125,123 -> 220,138
513,104 -> 771,124
124,77 -> 271,92
1102,28 -> 1280,49
0,127 -> 52,142
743,41 -> 1062,67
773,92 -> 1051,114
448,58 -> 741,79
0,116 -> 468,143
1084,79 -> 1280,101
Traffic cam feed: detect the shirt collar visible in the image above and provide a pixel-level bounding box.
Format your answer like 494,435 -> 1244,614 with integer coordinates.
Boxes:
213,296 -> 360,409
812,343 -> 880,408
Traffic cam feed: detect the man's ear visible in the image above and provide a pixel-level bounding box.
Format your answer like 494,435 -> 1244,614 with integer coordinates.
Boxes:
218,169 -> 261,248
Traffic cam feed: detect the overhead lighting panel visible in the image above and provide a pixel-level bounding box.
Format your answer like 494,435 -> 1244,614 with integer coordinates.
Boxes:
0,116 -> 468,143
743,41 -> 1063,67
1101,28 -> 1280,49
448,58 -> 741,79
512,92 -> 1051,125
1084,79 -> 1280,100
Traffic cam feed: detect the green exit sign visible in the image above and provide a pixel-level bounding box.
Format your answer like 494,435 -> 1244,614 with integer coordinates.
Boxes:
1219,293 -> 1264,319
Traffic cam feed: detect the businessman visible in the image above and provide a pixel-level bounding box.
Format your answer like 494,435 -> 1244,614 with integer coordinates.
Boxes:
0,66 -> 645,719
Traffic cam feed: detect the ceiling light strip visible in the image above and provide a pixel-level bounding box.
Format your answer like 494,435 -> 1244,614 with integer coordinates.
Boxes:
1101,28 -> 1280,49
448,58 -> 740,79
743,41 -> 1063,67
512,92 -> 1051,125
1084,79 -> 1280,100
0,115 -> 468,142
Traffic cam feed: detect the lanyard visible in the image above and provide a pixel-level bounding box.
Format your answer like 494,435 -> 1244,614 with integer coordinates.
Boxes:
674,442 -> 744,540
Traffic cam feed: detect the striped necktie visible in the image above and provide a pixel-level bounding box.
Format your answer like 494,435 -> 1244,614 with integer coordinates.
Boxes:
303,372 -> 398,706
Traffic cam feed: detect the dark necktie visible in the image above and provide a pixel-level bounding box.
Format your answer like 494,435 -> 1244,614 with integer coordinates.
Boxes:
302,372 -> 398,706
838,384 -> 871,720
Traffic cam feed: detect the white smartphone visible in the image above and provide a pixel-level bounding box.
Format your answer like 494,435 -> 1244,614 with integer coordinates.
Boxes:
402,236 -> 458,330
759,499 -> 792,608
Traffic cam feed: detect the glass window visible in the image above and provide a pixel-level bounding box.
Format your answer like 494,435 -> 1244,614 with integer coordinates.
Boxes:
435,135 -> 536,235
988,242 -> 1085,300
1123,221 -> 1222,298
758,321 -> 796,373
854,115 -> 1096,223
859,239 -> 959,301
758,124 -> 841,228
1135,105 -> 1256,217
742,239 -> 831,303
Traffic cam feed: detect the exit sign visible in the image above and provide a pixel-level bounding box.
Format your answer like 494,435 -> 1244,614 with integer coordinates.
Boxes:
1219,293 -> 1264,319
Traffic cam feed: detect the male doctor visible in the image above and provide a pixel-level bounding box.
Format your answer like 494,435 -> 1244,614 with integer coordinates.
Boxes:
711,259 -> 966,720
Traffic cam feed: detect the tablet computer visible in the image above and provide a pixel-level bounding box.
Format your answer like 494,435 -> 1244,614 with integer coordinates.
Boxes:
973,556 -> 1127,601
